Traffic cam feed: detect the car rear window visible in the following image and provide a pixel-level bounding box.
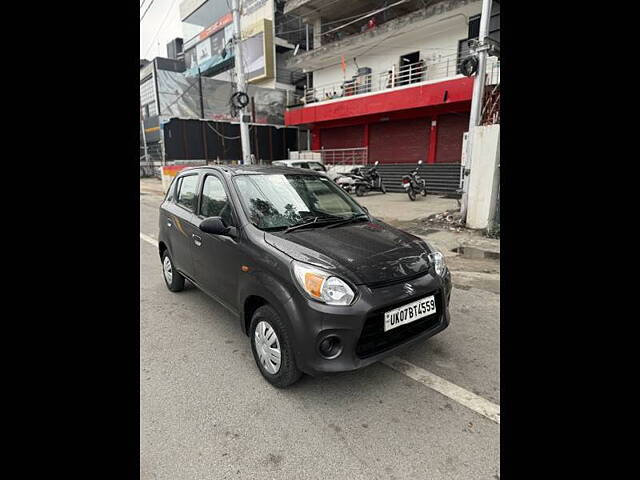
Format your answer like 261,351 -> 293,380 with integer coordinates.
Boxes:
176,174 -> 198,211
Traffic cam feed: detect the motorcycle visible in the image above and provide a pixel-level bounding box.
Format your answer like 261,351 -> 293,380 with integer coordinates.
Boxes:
351,161 -> 386,196
401,160 -> 427,201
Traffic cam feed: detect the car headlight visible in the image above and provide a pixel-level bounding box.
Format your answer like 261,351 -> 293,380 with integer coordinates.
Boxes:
292,261 -> 355,305
428,251 -> 447,276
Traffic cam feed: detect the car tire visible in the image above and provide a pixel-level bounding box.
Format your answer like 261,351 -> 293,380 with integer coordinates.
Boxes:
161,250 -> 185,292
250,305 -> 302,388
356,185 -> 366,197
408,188 -> 416,201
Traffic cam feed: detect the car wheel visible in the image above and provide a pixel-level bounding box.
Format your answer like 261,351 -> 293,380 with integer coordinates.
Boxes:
408,188 -> 416,201
356,185 -> 366,197
161,250 -> 185,292
250,305 -> 302,388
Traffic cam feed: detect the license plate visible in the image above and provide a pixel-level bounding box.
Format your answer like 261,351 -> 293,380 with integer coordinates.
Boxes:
384,295 -> 436,332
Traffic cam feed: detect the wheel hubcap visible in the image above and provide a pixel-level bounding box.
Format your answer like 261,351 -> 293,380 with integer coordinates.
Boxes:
254,321 -> 281,374
163,256 -> 173,284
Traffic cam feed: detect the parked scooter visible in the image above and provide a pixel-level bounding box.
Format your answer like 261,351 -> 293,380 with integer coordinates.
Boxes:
401,160 -> 427,201
335,171 -> 357,193
352,161 -> 386,196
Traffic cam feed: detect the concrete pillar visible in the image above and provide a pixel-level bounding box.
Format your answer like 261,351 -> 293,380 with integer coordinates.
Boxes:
466,124 -> 500,230
312,17 -> 322,49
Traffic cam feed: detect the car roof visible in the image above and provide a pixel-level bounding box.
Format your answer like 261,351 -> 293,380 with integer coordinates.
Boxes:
176,164 -> 323,177
273,159 -> 321,164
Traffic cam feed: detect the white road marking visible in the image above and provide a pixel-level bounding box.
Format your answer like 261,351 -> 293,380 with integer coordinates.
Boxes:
139,230 -> 499,423
382,356 -> 500,424
140,232 -> 158,247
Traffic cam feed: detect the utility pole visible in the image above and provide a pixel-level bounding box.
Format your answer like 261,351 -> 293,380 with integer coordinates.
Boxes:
197,66 -> 205,118
141,117 -> 148,162
460,0 -> 492,220
231,0 -> 252,164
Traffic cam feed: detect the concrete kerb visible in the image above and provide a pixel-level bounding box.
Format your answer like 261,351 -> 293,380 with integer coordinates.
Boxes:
417,230 -> 500,261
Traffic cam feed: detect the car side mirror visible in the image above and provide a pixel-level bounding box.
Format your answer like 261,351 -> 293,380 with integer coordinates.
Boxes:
199,216 -> 229,236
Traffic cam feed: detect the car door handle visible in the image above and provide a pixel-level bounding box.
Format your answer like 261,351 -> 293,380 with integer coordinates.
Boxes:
192,234 -> 202,247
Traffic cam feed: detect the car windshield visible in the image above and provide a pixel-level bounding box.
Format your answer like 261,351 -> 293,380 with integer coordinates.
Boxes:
233,174 -> 366,231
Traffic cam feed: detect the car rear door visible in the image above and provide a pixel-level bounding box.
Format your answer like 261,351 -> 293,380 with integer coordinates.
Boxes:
161,172 -> 201,280
191,172 -> 243,313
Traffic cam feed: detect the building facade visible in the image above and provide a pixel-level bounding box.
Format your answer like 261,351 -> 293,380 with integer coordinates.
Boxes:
179,0 -> 306,93
283,0 -> 500,165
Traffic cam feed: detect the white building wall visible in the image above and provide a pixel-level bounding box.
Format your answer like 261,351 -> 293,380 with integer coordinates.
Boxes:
312,2 -> 482,89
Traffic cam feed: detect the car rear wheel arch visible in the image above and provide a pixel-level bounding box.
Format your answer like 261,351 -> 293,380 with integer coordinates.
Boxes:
158,241 -> 168,260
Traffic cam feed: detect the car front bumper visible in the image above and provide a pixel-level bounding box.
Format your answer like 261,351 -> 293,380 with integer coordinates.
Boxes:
281,269 -> 452,376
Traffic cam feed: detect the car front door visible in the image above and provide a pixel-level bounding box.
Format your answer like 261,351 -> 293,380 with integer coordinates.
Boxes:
162,172 -> 201,280
191,173 -> 243,313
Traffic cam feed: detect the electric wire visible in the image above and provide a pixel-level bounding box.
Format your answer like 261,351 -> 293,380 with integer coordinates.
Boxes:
143,0 -> 179,57
140,0 -> 156,22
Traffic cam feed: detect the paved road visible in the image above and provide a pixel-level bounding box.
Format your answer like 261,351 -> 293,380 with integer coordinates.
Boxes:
140,192 -> 500,480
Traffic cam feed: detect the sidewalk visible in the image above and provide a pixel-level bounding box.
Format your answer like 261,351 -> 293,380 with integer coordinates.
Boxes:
140,178 -> 164,197
356,193 -> 500,255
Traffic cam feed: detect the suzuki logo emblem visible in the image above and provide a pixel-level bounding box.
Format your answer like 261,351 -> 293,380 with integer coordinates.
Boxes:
403,283 -> 415,296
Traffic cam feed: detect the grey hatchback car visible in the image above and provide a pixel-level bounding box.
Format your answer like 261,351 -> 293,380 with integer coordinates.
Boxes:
158,165 -> 451,387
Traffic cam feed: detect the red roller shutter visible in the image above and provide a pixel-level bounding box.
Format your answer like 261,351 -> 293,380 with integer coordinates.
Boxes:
369,118 -> 429,164
319,125 -> 365,149
435,113 -> 469,163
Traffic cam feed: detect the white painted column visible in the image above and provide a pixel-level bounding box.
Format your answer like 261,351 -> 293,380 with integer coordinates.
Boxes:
466,125 -> 500,230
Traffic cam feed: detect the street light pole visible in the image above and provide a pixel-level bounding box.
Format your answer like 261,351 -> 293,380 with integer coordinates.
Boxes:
460,0 -> 492,220
231,0 -> 252,165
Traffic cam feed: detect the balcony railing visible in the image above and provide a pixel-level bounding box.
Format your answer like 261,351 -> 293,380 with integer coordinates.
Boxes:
288,54 -> 500,108
315,147 -> 368,166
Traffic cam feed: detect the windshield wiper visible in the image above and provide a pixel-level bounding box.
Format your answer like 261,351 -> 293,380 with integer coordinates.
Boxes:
325,213 -> 369,229
284,215 -> 345,233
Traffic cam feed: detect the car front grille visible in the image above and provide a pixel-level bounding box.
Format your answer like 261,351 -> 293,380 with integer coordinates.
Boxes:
355,289 -> 443,359
365,269 -> 430,289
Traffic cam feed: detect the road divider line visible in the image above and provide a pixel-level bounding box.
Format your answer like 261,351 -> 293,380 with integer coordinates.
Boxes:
381,356 -> 500,424
140,232 -> 158,247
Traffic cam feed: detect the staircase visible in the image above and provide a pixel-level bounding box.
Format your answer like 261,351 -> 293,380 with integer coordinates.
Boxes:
376,163 -> 461,194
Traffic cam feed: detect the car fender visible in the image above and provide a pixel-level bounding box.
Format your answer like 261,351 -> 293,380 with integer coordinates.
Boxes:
237,269 -> 295,333
238,268 -> 316,366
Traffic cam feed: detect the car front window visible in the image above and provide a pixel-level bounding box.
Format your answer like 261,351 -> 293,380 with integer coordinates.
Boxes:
233,174 -> 365,231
